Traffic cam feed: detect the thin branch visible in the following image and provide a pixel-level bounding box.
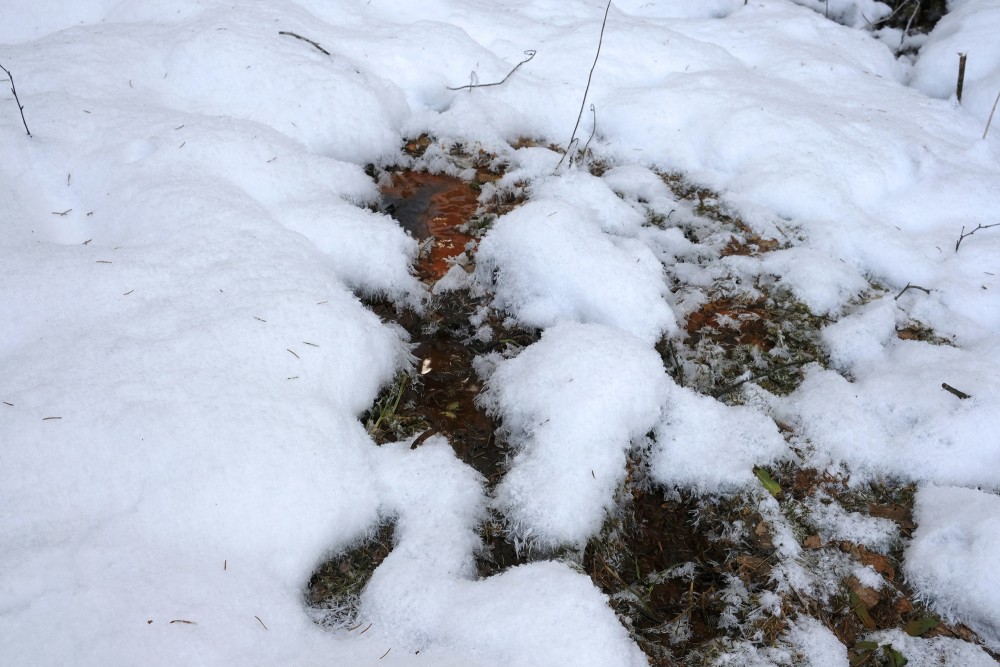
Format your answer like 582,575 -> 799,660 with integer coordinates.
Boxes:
984,88 -> 1000,140
899,0 -> 921,49
894,282 -> 931,300
555,0 -> 611,172
0,62 -> 32,137
278,31 -> 330,56
955,222 -> 1000,252
447,50 -> 536,91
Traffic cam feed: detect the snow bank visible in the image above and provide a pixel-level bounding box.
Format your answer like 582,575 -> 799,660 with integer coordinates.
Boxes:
904,485 -> 1000,651
910,0 -> 1000,125
482,322 -> 670,550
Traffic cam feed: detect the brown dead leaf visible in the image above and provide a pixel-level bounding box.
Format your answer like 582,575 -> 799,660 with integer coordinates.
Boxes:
803,534 -> 823,549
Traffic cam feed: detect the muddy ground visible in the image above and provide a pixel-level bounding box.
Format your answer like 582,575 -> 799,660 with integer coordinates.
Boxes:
307,130 -> 996,665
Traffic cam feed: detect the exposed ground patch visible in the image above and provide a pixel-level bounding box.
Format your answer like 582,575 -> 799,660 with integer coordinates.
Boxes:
306,137 -> 996,665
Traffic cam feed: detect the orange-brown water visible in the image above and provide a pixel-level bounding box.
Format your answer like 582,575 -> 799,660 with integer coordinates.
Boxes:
381,172 -> 480,282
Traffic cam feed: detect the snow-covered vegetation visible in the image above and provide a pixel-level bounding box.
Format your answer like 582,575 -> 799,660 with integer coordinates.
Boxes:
3,1 -> 1000,665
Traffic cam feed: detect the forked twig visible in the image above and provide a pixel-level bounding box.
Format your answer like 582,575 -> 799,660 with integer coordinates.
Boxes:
555,0 -> 612,172
955,222 -> 1000,252
448,50 -> 537,91
278,31 -> 330,56
894,282 -> 931,300
0,62 -> 31,137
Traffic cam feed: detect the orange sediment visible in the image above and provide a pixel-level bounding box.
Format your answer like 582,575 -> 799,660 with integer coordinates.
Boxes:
381,171 -> 480,282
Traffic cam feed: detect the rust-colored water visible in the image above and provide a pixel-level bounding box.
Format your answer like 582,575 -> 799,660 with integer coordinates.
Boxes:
381,171 -> 480,282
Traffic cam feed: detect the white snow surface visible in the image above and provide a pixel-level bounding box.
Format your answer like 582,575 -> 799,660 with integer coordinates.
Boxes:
4,0 -> 1000,664
482,322 -> 670,550
905,485 -> 1000,651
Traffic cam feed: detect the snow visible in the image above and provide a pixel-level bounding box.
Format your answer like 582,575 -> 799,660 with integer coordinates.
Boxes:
4,0 -> 1000,664
481,322 -> 670,550
905,485 -> 1000,651
910,0 -> 1000,125
649,383 -> 789,494
473,172 -> 677,344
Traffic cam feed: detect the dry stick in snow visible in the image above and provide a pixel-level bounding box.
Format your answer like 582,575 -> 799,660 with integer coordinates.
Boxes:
1,62 -> 31,137
555,0 -> 612,172
278,31 -> 330,56
941,382 -> 971,400
894,282 -> 931,300
956,52 -> 967,104
955,222 -> 1000,251
984,89 -> 1000,139
447,50 -> 537,91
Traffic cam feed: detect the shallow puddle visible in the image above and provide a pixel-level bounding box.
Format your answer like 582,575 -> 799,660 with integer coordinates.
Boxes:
381,171 -> 480,282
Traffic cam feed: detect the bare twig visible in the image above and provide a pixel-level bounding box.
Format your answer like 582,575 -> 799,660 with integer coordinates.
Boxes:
447,50 -> 536,91
955,222 -> 1000,252
894,282 -> 931,300
410,427 -> 439,450
900,0 -> 921,49
169,619 -> 197,625
278,31 -> 330,56
941,382 -> 971,400
254,615 -> 268,630
0,62 -> 31,137
555,0 -> 612,172
984,88 -> 1000,140
863,0 -> 915,29
379,648 -> 391,660
956,52 -> 967,104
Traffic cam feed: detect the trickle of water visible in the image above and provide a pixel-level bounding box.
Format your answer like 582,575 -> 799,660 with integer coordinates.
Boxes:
381,171 -> 480,282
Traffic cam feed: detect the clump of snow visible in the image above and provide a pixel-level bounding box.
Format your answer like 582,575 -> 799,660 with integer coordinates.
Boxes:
649,384 -> 789,494
904,485 -> 1000,650
474,173 -> 677,344
802,494 -> 899,554
725,247 -> 871,317
481,322 -> 670,550
355,438 -> 648,667
785,615 -> 849,667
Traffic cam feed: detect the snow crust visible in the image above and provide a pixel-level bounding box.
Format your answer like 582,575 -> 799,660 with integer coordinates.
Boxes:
4,0 -> 1000,664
